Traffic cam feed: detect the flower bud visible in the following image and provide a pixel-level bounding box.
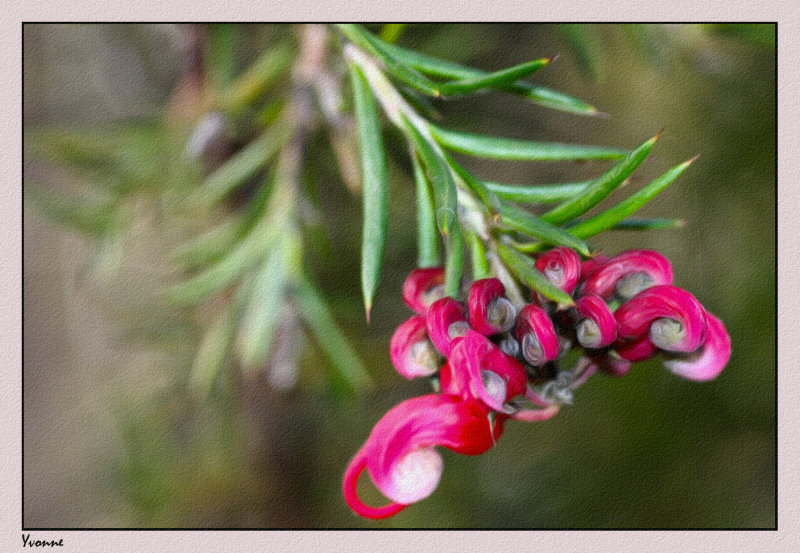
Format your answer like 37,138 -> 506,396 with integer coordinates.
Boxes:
402,267 -> 446,315
663,310 -> 731,381
426,297 -> 470,357
468,278 -> 516,336
574,295 -> 617,349
343,394 -> 502,519
579,249 -> 673,301
442,330 -> 527,413
535,246 -> 581,296
614,285 -> 706,354
515,304 -> 560,366
390,316 -> 441,379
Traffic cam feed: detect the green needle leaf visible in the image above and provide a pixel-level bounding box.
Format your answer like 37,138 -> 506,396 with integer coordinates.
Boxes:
295,278 -> 372,392
540,132 -> 661,225
444,220 -> 464,298
438,57 -> 552,96
412,153 -> 441,267
608,218 -> 687,231
484,180 -> 593,204
349,62 -> 388,322
178,176 -> 274,269
430,125 -> 628,161
379,23 -> 408,43
236,241 -> 291,371
441,151 -> 500,214
402,116 -> 458,237
505,82 -> 604,117
557,24 -> 602,79
167,218 -> 275,305
378,40 -> 602,116
497,242 -> 574,307
200,124 -> 289,206
499,201 -> 592,257
24,184 -> 116,237
189,304 -> 236,398
467,231 -> 490,280
206,24 -> 238,91
218,41 -> 293,111
567,155 -> 697,239
337,24 -> 442,97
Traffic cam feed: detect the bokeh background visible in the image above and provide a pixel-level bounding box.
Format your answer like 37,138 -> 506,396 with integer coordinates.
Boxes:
23,24 -> 775,528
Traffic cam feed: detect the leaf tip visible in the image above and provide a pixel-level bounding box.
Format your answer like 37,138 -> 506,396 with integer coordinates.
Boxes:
687,152 -> 701,165
558,297 -> 576,309
365,304 -> 372,324
653,129 -> 665,142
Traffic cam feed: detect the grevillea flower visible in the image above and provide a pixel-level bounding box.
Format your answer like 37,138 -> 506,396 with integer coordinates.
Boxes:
579,249 -> 673,301
342,393 -> 502,519
402,267 -> 446,315
574,295 -> 617,349
468,278 -> 516,336
515,304 -> 561,366
535,246 -> 582,296
390,316 -> 441,379
440,330 -> 527,412
426,297 -> 470,357
614,285 -> 707,354
663,310 -> 731,381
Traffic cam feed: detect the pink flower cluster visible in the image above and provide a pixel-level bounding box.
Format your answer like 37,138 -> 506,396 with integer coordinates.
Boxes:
343,248 -> 731,519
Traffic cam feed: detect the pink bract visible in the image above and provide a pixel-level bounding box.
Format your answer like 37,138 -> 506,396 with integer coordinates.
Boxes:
390,315 -> 441,379
402,267 -> 446,315
663,310 -> 731,381
515,303 -> 561,365
441,330 -> 527,412
426,297 -> 470,357
614,334 -> 657,362
579,249 -> 673,301
342,394 -> 502,519
574,295 -> 617,348
535,246 -> 581,296
614,285 -> 706,354
468,278 -> 516,335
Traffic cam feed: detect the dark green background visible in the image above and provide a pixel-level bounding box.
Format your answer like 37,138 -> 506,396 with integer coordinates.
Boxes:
23,24 -> 775,528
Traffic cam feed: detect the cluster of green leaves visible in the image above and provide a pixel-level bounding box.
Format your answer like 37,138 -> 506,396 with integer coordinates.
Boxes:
339,24 -> 694,314
166,28 -> 371,396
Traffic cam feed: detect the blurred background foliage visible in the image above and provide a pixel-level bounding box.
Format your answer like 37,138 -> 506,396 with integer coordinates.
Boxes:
23,23 -> 775,528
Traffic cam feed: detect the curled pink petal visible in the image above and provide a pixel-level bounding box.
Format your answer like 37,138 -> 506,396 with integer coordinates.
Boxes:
580,254 -> 610,281
614,334 -> 658,362
580,249 -> 673,301
402,267 -> 446,315
515,304 -> 560,366
614,285 -> 706,354
663,310 -> 731,381
390,316 -> 441,379
468,278 -> 516,335
535,246 -> 582,296
343,394 -> 502,519
443,330 -> 527,412
426,297 -> 469,357
574,295 -> 617,348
